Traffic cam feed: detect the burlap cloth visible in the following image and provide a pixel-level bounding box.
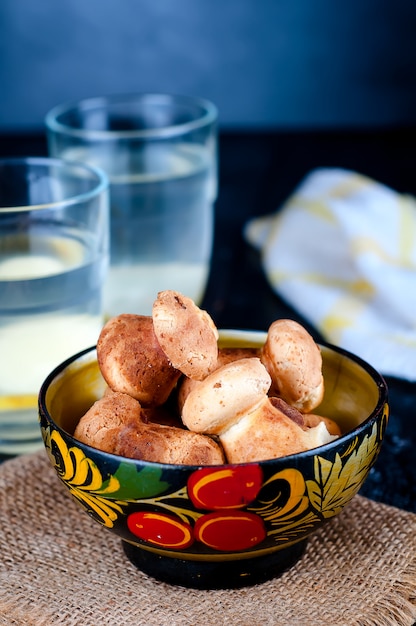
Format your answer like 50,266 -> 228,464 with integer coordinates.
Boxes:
0,451 -> 415,626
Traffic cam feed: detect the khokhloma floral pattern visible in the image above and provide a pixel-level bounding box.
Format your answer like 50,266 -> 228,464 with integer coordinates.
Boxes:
42,403 -> 387,556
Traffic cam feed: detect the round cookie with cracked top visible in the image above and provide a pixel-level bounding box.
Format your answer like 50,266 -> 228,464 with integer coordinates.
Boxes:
181,357 -> 272,435
260,319 -> 324,413
74,391 -> 225,465
219,396 -> 336,464
152,290 -> 219,381
97,313 -> 181,407
177,346 -> 261,414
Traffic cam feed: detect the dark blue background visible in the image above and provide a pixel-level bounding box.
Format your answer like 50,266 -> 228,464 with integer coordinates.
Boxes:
1,0 -> 416,131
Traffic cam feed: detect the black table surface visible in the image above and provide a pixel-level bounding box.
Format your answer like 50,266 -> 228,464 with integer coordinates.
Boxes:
1,129 -> 415,515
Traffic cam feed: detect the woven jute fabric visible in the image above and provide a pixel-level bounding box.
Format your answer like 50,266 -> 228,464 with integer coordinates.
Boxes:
0,451 -> 415,626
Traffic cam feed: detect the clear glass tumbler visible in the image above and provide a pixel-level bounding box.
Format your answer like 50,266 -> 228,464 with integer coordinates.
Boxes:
0,157 -> 109,456
45,93 -> 218,317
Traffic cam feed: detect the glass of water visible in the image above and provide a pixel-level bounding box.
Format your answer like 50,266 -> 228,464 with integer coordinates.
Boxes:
45,93 -> 218,318
0,157 -> 109,456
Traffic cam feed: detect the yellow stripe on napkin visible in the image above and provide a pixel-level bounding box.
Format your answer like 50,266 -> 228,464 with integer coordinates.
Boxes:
244,167 -> 416,380
0,395 -> 38,411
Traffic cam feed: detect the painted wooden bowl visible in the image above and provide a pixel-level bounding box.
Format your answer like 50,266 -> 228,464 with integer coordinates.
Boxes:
38,330 -> 388,589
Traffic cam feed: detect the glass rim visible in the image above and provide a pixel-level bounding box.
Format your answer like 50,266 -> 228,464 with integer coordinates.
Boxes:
0,156 -> 109,213
45,92 -> 218,141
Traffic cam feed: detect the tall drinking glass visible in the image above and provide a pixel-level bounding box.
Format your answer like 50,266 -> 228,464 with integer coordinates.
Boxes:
45,93 -> 218,317
0,157 -> 109,456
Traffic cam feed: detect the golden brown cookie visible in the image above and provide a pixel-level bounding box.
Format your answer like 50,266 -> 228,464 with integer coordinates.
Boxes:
113,423 -> 224,465
152,290 -> 219,381
74,390 -> 142,450
220,396 -> 335,463
181,357 -> 271,435
74,390 -> 224,465
176,346 -> 260,414
261,319 -> 324,412
97,314 -> 181,407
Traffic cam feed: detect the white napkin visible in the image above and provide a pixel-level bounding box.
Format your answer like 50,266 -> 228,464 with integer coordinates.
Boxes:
245,168 -> 416,380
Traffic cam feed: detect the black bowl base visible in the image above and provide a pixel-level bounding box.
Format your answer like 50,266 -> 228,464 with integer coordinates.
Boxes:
122,540 -> 308,589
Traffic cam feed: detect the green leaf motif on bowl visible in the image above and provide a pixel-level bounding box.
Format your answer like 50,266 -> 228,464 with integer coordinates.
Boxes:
101,463 -> 170,501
